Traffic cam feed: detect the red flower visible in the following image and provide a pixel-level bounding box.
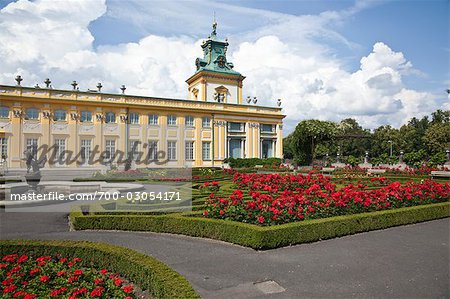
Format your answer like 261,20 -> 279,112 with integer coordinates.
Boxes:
258,216 -> 264,224
68,275 -> 79,283
3,284 -> 17,294
23,295 -> 37,299
100,269 -> 108,275
94,278 -> 103,285
39,275 -> 50,283
2,254 -> 18,262
113,277 -> 122,286
73,269 -> 83,276
90,287 -> 104,297
122,285 -> 134,294
0,263 -> 7,268
2,278 -> 14,286
57,270 -> 66,276
17,255 -> 28,263
29,268 -> 40,275
203,210 -> 208,216
13,290 -> 27,297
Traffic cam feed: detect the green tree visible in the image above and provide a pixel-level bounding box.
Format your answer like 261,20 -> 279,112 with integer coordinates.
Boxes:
371,125 -> 400,158
290,120 -> 338,165
423,122 -> 450,154
405,116 -> 430,152
336,118 -> 371,158
282,134 -> 295,159
431,109 -> 450,124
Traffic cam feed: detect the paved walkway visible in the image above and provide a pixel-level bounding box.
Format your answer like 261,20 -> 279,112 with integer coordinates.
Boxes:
1,212 -> 449,298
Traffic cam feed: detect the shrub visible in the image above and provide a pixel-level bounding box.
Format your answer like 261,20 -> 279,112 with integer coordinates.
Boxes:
223,158 -> 281,168
0,241 -> 198,299
69,203 -> 450,250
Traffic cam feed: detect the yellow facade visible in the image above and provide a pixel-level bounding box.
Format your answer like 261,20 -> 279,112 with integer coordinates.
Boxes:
0,25 -> 284,170
0,84 -> 284,169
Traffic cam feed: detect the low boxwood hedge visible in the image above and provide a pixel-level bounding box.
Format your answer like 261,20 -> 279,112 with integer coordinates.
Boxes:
70,202 -> 450,250
0,240 -> 199,299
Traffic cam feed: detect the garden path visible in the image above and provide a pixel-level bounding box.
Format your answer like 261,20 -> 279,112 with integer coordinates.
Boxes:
1,212 -> 448,299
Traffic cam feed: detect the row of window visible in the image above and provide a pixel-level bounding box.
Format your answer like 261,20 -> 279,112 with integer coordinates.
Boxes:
2,137 -> 274,162
0,107 -> 213,126
22,139 -> 212,162
115,140 -> 211,161
1,107 -> 277,132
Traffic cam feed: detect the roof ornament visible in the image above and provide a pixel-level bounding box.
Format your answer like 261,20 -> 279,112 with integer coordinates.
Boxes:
211,12 -> 217,38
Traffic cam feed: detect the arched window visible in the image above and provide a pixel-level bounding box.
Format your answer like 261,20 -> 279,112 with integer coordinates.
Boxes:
0,107 -> 9,118
26,108 -> 39,120
129,112 -> 139,124
105,112 -> 116,123
53,110 -> 66,121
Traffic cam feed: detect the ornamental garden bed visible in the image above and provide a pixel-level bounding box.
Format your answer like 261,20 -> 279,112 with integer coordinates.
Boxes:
70,171 -> 449,249
0,240 -> 198,299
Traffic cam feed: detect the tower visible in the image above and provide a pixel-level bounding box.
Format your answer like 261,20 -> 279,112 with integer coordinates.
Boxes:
186,22 -> 245,104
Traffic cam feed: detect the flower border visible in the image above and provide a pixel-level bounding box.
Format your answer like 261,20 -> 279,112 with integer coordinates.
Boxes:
0,240 -> 199,299
70,202 -> 450,249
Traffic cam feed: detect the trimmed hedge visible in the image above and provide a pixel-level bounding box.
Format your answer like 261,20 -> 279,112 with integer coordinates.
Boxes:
0,240 -> 199,299
70,202 -> 450,250
223,157 -> 282,168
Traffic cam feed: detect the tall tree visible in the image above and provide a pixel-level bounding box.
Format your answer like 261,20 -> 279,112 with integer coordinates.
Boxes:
371,125 -> 400,158
423,123 -> 450,154
337,118 -> 371,158
290,120 -> 338,165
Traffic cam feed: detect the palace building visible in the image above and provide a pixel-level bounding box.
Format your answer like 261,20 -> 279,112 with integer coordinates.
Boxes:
0,23 -> 284,169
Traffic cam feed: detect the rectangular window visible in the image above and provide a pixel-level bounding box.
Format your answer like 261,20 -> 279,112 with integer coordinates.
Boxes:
26,138 -> 38,159
105,140 -> 116,162
54,139 -> 66,164
0,107 -> 9,118
261,124 -> 275,133
167,115 -> 177,126
80,111 -> 92,122
262,140 -> 274,159
80,139 -> 92,164
129,113 -> 139,124
53,110 -> 66,121
105,112 -> 116,123
26,108 -> 39,120
229,139 -> 242,158
0,137 -> 7,159
185,116 -> 194,127
202,117 -> 211,128
148,114 -> 158,125
167,141 -> 176,160
202,142 -> 211,160
228,122 -> 243,132
129,140 -> 140,161
148,141 -> 158,161
185,141 -> 194,160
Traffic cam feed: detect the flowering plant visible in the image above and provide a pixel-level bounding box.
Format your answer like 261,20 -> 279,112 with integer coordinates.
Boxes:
199,181 -> 220,193
203,172 -> 450,226
1,254 -> 136,298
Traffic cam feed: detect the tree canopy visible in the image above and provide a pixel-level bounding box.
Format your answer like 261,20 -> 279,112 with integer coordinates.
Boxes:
284,109 -> 450,166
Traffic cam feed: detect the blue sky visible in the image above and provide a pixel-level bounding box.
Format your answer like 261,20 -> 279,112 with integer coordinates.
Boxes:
0,0 -> 448,133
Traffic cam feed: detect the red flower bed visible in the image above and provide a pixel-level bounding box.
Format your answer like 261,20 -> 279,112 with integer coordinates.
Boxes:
203,172 -> 450,226
1,254 -> 136,298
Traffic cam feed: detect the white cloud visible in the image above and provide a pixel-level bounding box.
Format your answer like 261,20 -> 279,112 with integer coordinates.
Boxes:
0,0 -> 444,135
